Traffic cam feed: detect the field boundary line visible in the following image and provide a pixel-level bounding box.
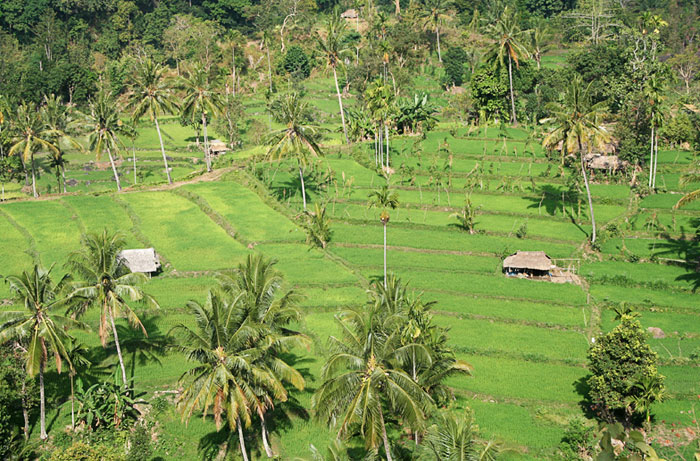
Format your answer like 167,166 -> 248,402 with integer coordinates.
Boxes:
419,286 -> 586,308
59,198 -> 87,235
0,208 -> 40,265
331,242 -> 499,257
431,309 -> 586,333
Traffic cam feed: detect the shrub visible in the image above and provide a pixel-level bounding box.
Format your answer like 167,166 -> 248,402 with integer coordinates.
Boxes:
443,47 -> 468,87
283,45 -> 311,79
559,417 -> 595,460
49,442 -> 124,461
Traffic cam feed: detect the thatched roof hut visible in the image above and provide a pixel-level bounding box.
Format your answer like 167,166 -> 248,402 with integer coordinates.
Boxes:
118,249 -> 161,274
503,251 -> 554,276
584,153 -> 627,171
209,139 -> 229,156
341,9 -> 358,19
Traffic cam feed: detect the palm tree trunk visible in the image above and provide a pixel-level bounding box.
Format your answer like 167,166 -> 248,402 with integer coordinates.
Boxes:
653,131 -> 659,189
649,125 -> 654,188
383,222 -> 387,288
109,311 -> 128,389
385,123 -> 390,167
394,0 -> 400,15
61,165 -> 67,193
237,417 -> 250,461
133,143 -> 137,185
31,155 -> 38,198
374,129 -> 378,166
39,359 -> 47,440
579,141 -> 596,243
508,54 -> 517,125
22,378 -> 29,440
70,374 -> 75,430
232,46 -> 236,97
333,66 -> 349,145
202,113 -> 211,173
154,117 -> 173,184
436,26 -> 442,63
261,414 -> 274,457
299,164 -> 307,211
106,147 -> 122,192
378,404 -> 393,461
267,47 -> 273,93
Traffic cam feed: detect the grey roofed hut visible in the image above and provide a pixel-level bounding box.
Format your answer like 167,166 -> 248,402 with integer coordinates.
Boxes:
341,8 -> 358,19
208,139 -> 229,156
503,251 -> 554,277
118,248 -> 161,275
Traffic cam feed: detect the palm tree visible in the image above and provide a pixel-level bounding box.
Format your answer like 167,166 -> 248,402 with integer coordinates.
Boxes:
216,255 -> 309,457
368,185 -> 399,287
529,23 -> 551,70
486,7 -> 529,125
674,159 -> 700,208
313,303 -> 433,461
317,9 -> 350,145
181,65 -> 224,173
125,59 -> 179,185
267,92 -> 322,211
8,102 -> 59,197
541,77 -> 610,244
424,410 -> 499,460
643,76 -> 664,189
625,375 -> 666,426
262,30 -> 275,95
41,94 -> 83,194
64,339 -> 91,431
421,0 -> 453,63
172,291 -> 264,461
0,265 -> 79,440
84,91 -> 130,192
66,230 -> 159,389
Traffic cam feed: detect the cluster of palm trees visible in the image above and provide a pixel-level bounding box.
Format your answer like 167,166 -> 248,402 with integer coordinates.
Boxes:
0,230 -> 158,441
313,276 -> 480,460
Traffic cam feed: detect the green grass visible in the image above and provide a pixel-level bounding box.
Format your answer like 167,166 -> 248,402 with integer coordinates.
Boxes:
0,211 -> 33,277
254,243 -> 358,285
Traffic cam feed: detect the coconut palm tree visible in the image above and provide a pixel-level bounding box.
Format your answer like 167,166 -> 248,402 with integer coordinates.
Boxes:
541,77 -> 610,244
486,7 -> 530,125
313,303 -> 433,461
421,0 -> 453,63
66,230 -> 159,390
0,265 -> 79,440
172,291 -> 265,461
643,76 -> 664,189
529,23 -> 551,70
625,375 -> 666,426
64,338 -> 91,431
180,65 -> 224,173
368,185 -> 399,286
266,92 -> 322,211
262,30 -> 275,94
41,94 -> 83,194
424,410 -> 499,460
317,9 -> 350,145
216,255 -> 309,457
8,102 -> 59,197
84,91 -> 130,192
125,59 -> 179,185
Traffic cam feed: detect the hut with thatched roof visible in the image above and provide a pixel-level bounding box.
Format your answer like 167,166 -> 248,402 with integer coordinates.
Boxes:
583,153 -> 627,173
208,140 -> 229,157
341,9 -> 358,19
118,248 -> 161,275
503,251 -> 554,278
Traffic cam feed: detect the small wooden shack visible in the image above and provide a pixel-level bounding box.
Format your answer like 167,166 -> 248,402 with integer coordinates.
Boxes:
584,153 -> 627,173
118,248 -> 161,276
341,9 -> 358,19
208,140 -> 229,157
503,251 -> 554,278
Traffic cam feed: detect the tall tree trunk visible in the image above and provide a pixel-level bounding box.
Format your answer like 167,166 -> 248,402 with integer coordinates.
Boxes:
378,404 -> 393,461
154,117 -> 172,184
133,143 -> 137,185
374,129 -> 378,166
333,66 -> 349,145
70,374 -> 75,430
237,417 -> 250,461
385,123 -> 390,167
383,222 -> 387,288
109,310 -> 128,389
261,414 -> 274,457
653,131 -> 659,189
579,141 -> 596,243
39,359 -> 47,440
202,113 -> 211,173
106,147 -> 122,192
21,379 -> 29,440
61,165 -> 67,193
299,164 -> 307,211
31,155 -> 38,198
395,0 -> 401,15
232,46 -> 236,97
436,26 -> 442,63
507,54 -> 517,125
649,124 -> 654,188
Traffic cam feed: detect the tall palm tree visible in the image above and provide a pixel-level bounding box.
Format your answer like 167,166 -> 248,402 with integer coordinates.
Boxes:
541,77 -> 610,244
262,30 -> 275,95
486,7 -> 529,125
125,59 -> 179,185
368,185 -> 399,286
424,410 -> 499,460
66,230 -> 159,389
8,102 -> 59,197
65,338 -> 91,431
181,65 -> 224,173
0,265 -> 79,440
644,76 -> 664,189
41,94 -> 83,194
172,291 -> 265,461
313,303 -> 433,460
529,23 -> 551,70
318,9 -> 350,145
421,0 -> 453,63
267,92 -> 323,211
84,91 -> 129,192
217,255 -> 309,457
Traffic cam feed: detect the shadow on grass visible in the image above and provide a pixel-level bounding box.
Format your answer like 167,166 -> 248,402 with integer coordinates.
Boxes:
653,218 -> 700,291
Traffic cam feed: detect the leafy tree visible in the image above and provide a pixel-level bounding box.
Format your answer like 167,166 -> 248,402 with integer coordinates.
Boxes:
541,77 -> 610,243
0,343 -> 37,450
317,9 -> 350,144
125,58 -> 179,184
395,93 -> 438,135
486,6 -> 529,125
66,230 -> 159,390
0,265 -> 78,440
41,94 -> 82,194
74,380 -> 145,430
443,47 -> 468,87
587,313 -> 664,425
267,92 -> 322,211
470,65 -> 509,121
421,0 -> 453,63
0,155 -> 24,201
180,65 -> 224,173
283,45 -> 311,80
668,47 -> 700,93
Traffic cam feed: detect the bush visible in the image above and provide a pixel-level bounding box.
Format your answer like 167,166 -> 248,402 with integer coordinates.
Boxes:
49,442 -> 124,461
283,45 -> 311,79
559,417 -> 595,460
661,111 -> 694,147
442,47 -> 468,87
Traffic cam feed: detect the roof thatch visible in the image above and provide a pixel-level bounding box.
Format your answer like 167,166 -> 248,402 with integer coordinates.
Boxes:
118,249 -> 161,274
584,154 -> 627,170
503,251 -> 553,271
341,8 -> 358,18
555,140 -> 617,155
209,140 -> 229,153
